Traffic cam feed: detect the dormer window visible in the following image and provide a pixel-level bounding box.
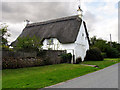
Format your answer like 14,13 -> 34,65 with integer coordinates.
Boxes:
82,33 -> 84,37
47,38 -> 53,45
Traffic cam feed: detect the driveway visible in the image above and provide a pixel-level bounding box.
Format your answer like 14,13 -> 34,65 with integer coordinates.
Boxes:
46,63 -> 118,88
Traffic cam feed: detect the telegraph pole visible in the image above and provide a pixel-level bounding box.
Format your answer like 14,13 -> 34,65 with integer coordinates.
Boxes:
110,34 -> 112,47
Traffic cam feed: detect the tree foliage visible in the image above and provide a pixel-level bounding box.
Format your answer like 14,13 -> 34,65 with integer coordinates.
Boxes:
90,36 -> 120,58
0,23 -> 10,50
15,36 -> 42,51
84,47 -> 103,61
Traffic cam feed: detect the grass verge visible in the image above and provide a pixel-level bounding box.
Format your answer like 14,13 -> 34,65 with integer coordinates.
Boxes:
81,58 -> 120,69
2,58 -> 120,89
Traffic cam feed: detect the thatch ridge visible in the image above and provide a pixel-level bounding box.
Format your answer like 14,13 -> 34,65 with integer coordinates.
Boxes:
26,15 -> 79,28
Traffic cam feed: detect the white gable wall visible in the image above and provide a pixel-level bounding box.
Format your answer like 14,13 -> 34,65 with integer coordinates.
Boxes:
74,21 -> 89,61
42,21 -> 89,63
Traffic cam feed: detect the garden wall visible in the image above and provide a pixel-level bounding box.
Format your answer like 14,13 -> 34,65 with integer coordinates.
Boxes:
2,50 -> 66,69
2,50 -> 37,58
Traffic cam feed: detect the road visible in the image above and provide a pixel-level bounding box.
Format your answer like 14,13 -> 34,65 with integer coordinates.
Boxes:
47,63 -> 118,88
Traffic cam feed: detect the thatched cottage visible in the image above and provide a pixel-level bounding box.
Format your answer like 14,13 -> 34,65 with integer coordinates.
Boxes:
12,7 -> 90,63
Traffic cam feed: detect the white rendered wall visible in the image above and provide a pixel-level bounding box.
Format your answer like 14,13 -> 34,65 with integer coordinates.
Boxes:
42,38 -> 76,63
42,21 -> 89,62
42,39 -> 75,55
74,21 -> 89,61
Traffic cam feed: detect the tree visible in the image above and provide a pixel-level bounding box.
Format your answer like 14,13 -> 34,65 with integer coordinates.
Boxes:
90,37 -> 108,52
0,23 -> 10,50
90,36 -> 97,46
109,42 -> 120,53
15,36 -> 42,51
90,36 -> 120,58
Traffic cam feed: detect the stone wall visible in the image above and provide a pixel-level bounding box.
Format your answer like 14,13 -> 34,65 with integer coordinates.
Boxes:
2,50 -> 66,69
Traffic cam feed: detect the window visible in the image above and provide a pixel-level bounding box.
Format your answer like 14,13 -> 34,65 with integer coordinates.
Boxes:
47,38 -> 54,45
82,33 -> 84,36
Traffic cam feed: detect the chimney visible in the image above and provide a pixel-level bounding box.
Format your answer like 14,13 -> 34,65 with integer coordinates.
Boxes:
77,5 -> 83,18
25,19 -> 30,25
77,0 -> 83,19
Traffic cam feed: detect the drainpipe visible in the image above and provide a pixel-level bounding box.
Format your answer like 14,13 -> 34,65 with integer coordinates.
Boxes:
70,49 -> 75,64
72,49 -> 75,64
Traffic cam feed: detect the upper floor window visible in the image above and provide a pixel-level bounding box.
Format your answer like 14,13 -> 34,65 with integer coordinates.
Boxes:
82,33 -> 84,37
47,38 -> 54,45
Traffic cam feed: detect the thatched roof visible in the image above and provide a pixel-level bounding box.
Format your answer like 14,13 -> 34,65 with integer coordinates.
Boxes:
11,15 -> 90,46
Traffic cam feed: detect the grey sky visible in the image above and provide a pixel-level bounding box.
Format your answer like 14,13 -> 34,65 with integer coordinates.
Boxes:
118,1 -> 120,43
2,2 -> 76,23
1,1 -> 118,44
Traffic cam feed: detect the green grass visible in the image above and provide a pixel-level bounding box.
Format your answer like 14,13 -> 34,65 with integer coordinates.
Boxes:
81,58 -> 120,69
0,70 -> 2,90
2,64 -> 98,88
2,58 -> 120,89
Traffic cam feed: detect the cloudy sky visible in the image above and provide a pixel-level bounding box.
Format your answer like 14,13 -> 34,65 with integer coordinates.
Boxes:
0,0 -> 119,44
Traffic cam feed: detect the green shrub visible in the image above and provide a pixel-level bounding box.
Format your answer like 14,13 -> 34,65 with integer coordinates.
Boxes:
76,57 -> 82,64
119,53 -> 120,58
60,53 -> 72,63
106,47 -> 119,58
101,52 -> 107,58
84,47 -> 104,61
15,36 -> 42,52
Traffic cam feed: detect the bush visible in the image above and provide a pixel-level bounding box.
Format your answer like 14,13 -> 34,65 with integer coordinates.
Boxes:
106,47 -> 119,58
119,53 -> 120,58
76,57 -> 82,64
15,36 -> 42,52
60,53 -> 72,63
84,47 -> 104,61
101,52 -> 107,58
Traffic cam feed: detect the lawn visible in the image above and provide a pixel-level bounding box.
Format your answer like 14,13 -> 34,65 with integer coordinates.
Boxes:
2,58 -> 120,89
81,58 -> 120,69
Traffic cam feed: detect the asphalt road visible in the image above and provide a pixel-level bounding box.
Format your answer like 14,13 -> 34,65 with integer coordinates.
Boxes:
47,63 -> 118,88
